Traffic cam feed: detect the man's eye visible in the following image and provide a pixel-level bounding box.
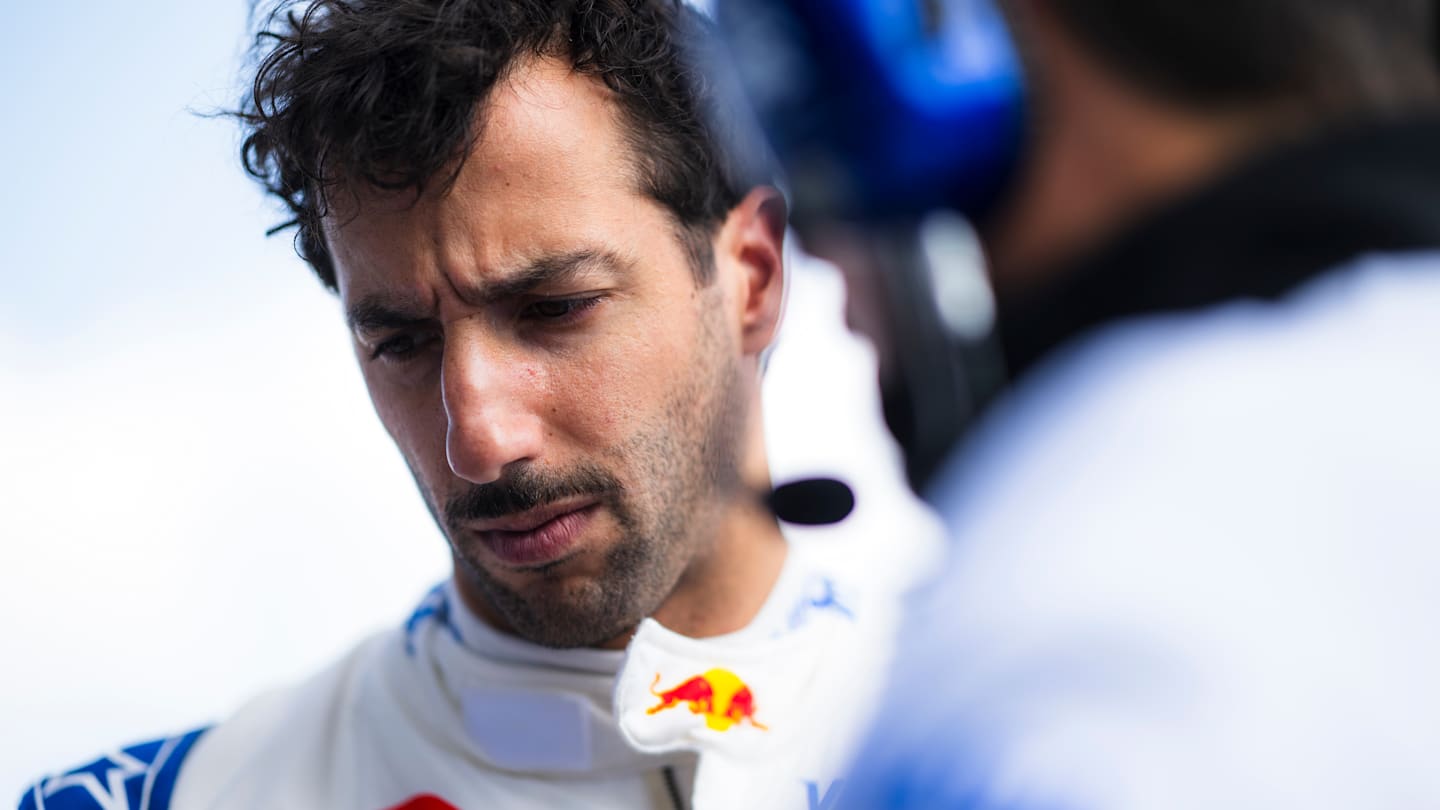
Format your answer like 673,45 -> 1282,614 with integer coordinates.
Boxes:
370,333 -> 434,362
525,297 -> 603,322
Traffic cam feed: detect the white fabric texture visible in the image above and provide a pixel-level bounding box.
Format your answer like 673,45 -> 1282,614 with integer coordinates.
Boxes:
854,251 -> 1440,809
169,535 -> 897,810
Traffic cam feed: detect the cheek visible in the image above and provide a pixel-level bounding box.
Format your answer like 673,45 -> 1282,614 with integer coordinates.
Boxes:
548,343 -> 656,441
361,363 -> 449,475
548,308 -> 702,449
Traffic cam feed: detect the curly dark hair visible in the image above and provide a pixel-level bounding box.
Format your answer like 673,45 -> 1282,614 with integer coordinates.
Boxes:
234,0 -> 773,290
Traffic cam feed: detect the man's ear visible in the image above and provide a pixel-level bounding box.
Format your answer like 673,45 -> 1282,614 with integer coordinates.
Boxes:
717,186 -> 788,356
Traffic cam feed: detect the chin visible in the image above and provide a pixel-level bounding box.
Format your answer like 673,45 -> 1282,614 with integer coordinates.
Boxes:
458,556 -> 644,647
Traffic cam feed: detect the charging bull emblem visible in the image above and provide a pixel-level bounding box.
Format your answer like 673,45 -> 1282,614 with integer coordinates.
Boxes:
648,668 -> 769,731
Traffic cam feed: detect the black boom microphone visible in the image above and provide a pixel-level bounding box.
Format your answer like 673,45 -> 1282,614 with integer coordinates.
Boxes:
766,478 -> 856,526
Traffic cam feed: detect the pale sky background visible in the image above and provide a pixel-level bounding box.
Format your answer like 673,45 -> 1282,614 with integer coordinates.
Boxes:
0,0 -> 940,799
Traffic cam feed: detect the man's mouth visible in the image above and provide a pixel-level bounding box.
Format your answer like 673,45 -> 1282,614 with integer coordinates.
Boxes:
468,499 -> 601,569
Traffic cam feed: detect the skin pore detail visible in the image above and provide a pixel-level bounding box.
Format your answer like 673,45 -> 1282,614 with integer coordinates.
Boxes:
449,281 -> 748,649
323,55 -> 788,650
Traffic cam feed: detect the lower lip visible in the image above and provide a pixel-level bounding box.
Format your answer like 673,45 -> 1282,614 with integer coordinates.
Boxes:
479,505 -> 598,568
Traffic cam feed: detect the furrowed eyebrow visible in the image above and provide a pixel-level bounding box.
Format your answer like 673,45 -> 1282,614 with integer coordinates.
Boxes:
345,249 -> 631,334
346,297 -> 432,335
466,249 -> 632,305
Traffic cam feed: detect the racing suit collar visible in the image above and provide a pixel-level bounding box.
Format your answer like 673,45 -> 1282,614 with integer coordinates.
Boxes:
998,112 -> 1440,382
440,539 -> 807,672
417,542 -> 829,776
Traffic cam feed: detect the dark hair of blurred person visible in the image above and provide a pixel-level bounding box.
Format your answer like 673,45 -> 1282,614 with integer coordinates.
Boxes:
1049,1 -> 1436,113
986,0 -> 1439,302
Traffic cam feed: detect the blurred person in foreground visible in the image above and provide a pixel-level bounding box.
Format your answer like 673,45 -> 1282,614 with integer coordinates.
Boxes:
17,2 -> 912,809
728,1 -> 1440,807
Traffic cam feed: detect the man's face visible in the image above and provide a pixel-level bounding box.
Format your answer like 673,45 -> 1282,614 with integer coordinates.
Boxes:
324,57 -> 755,649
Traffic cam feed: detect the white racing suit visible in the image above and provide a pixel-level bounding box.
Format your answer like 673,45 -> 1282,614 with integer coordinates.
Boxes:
20,537 -> 899,810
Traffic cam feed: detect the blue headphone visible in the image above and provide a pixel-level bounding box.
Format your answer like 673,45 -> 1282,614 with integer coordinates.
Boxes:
715,0 -> 1028,223
714,0 -> 1027,491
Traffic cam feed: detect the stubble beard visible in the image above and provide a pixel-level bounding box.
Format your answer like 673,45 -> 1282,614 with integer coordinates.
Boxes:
430,299 -> 748,648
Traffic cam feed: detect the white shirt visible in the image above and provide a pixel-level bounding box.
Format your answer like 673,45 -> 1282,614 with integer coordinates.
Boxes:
165,536 -> 897,810
846,252 -> 1440,809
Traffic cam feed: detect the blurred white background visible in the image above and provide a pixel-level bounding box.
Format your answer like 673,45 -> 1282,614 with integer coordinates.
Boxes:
0,1 -> 938,800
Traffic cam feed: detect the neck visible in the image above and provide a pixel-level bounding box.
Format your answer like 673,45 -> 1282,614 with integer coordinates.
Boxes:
643,499 -> 788,643
995,112 -> 1440,379
642,383 -> 787,643
987,105 -> 1291,298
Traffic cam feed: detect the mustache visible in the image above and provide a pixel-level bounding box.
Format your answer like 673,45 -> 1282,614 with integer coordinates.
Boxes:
444,464 -> 621,527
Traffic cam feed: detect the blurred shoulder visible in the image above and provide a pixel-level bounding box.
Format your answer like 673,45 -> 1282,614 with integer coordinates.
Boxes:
852,252 -> 1440,808
17,729 -> 207,810
18,630 -> 397,810
938,250 -> 1440,541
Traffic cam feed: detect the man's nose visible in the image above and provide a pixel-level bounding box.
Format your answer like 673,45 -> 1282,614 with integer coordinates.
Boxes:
440,335 -> 545,485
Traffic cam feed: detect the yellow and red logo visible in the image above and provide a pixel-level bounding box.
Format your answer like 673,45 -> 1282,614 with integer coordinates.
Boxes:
647,668 -> 768,732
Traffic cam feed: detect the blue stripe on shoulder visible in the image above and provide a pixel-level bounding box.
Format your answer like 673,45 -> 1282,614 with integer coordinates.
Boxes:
18,727 -> 207,810
404,581 -> 463,657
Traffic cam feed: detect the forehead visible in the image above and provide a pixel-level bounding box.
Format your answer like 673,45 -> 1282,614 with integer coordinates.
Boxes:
323,55 -> 659,301
474,53 -> 638,201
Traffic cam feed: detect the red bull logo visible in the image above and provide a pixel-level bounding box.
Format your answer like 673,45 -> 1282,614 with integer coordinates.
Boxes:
648,668 -> 768,731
